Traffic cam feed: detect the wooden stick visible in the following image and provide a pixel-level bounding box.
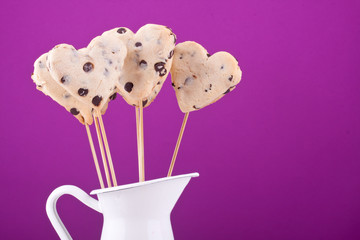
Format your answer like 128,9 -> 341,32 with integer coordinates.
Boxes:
167,112 -> 190,177
97,113 -> 118,186
135,107 -> 142,182
85,124 -> 105,189
139,102 -> 145,182
94,115 -> 112,188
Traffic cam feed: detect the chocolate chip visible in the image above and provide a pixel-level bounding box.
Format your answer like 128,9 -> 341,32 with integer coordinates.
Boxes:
207,53 -> 211,57
205,84 -> 212,92
168,50 -> 174,59
154,62 -> 167,76
192,75 -> 197,79
157,81 -> 161,85
142,99 -> 148,107
159,68 -> 167,76
109,93 -> 117,100
154,62 -> 165,70
223,88 -> 231,94
172,82 -> 175,87
139,60 -> 147,68
135,42 -> 142,47
124,82 -> 134,93
117,28 -> 127,34
92,96 -> 103,106
177,87 -> 181,89
64,94 -> 70,99
184,77 -> 193,85
193,105 -> 200,109
220,65 -> 224,70
38,61 -> 45,68
103,68 -> 109,77
60,75 -> 69,84
83,62 -> 94,72
228,75 -> 233,81
70,108 -> 80,115
78,88 -> 88,96
172,34 -> 177,44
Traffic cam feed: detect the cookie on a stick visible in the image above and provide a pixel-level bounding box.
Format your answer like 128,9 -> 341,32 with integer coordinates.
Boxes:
33,53 -> 96,125
41,32 -> 127,187
47,34 -> 125,113
102,24 -> 176,107
32,53 -> 106,188
101,24 -> 176,181
168,41 -> 242,176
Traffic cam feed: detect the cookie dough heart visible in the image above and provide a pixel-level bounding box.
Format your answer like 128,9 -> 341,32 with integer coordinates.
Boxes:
32,53 -> 111,125
101,24 -> 176,107
47,32 -> 127,112
170,41 -> 242,113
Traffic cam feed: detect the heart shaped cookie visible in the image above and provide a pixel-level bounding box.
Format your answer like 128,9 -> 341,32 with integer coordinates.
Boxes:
100,24 -> 176,107
170,41 -> 242,113
32,53 -> 111,125
47,32 -> 127,112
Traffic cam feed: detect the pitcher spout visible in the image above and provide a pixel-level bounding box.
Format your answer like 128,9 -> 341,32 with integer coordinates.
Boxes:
93,173 -> 199,217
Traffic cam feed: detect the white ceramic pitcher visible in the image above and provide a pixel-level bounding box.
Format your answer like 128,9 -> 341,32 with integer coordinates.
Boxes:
46,173 -> 199,240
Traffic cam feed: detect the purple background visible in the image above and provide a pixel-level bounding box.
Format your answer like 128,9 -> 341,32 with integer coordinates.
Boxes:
1,0 -> 360,239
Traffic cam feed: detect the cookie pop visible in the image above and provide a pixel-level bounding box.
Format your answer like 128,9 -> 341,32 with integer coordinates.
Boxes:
32,53 -> 105,188
33,32 -> 128,188
168,41 -> 242,176
101,24 -> 176,181
33,53 -> 95,125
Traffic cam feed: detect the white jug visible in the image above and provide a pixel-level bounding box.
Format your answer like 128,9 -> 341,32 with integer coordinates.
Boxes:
46,173 -> 199,240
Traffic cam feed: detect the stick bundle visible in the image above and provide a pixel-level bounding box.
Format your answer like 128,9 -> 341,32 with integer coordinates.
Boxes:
97,113 -> 117,187
93,115 -> 112,188
85,124 -> 105,189
84,113 -> 118,189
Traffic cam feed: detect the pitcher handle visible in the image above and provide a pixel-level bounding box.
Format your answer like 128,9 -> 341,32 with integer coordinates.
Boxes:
46,185 -> 102,240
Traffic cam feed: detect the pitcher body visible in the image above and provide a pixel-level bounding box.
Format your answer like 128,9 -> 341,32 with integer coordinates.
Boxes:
46,173 -> 199,240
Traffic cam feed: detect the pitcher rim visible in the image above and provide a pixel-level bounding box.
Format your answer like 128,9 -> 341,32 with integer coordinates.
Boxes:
90,172 -> 199,195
